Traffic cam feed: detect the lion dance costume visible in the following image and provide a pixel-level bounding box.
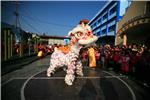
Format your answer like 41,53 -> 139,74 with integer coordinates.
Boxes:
47,19 -> 98,85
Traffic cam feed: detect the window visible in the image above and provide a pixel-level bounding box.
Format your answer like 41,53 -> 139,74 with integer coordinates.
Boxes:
94,22 -> 97,27
102,29 -> 106,35
109,6 -> 117,15
97,32 -> 101,36
108,25 -> 115,32
91,25 -> 94,29
103,14 -> 107,21
97,18 -> 101,24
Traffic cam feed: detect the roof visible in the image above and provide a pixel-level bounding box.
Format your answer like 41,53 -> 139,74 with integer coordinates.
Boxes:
1,22 -> 24,34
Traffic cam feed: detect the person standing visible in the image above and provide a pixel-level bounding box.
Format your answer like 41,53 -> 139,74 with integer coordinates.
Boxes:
88,46 -> 96,68
100,45 -> 105,69
81,48 -> 88,67
120,51 -> 130,75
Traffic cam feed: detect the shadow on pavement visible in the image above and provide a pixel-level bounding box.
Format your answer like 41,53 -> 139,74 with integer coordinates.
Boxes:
100,78 -> 119,100
79,79 -> 99,100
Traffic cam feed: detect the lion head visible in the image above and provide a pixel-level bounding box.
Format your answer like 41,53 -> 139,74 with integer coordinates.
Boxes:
68,19 -> 98,46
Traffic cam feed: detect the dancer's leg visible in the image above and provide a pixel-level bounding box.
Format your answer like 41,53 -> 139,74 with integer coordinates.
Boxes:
65,62 -> 76,85
76,60 -> 83,76
47,63 -> 57,77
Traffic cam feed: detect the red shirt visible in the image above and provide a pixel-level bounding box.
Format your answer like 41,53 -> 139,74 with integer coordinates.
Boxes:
113,53 -> 120,63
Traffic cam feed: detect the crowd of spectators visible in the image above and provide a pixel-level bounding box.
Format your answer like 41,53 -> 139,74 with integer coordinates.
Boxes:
38,43 -> 150,86
80,43 -> 150,86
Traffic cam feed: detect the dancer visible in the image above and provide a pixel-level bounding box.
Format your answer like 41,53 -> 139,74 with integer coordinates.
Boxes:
47,19 -> 98,85
88,46 -> 96,68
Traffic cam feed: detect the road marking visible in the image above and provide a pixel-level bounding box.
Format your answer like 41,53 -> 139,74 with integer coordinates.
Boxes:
103,71 -> 136,100
31,76 -> 126,79
20,69 -> 46,100
2,77 -> 30,86
2,75 -> 125,86
2,75 -> 125,87
20,69 -> 136,100
1,78 -> 14,86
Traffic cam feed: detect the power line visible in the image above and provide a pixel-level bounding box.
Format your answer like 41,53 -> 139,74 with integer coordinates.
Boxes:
21,15 -> 60,35
19,6 -> 74,35
20,16 -> 41,34
20,6 -> 75,28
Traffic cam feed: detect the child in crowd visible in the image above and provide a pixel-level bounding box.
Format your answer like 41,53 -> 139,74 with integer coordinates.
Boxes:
119,51 -> 130,75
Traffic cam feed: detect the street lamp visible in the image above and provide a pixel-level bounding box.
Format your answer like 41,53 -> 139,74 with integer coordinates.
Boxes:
28,38 -> 31,55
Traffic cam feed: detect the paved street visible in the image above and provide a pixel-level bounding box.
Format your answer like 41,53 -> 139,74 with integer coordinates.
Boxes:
2,55 -> 150,100
2,1 -> 150,100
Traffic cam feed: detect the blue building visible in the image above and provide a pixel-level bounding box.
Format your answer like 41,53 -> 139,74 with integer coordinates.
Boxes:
89,0 -> 131,46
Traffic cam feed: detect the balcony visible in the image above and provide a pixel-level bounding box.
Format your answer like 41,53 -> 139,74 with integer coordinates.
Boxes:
107,31 -> 115,36
108,12 -> 117,20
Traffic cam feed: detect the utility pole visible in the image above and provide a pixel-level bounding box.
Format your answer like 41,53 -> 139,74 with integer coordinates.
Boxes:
14,1 -> 22,57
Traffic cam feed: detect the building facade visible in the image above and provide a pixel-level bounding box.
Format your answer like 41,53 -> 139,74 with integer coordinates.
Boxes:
115,1 -> 150,46
39,35 -> 70,46
89,0 -> 131,46
1,22 -> 31,61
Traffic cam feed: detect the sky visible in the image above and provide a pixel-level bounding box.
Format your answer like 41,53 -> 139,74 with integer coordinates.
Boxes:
1,1 -> 107,36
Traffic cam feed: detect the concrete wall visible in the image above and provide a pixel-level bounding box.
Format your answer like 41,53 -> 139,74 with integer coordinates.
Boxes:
48,38 -> 64,45
118,1 -> 147,30
115,1 -> 148,45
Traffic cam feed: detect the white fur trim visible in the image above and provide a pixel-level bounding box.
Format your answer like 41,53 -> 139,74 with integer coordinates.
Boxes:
72,25 -> 84,34
68,31 -> 73,36
78,36 -> 98,45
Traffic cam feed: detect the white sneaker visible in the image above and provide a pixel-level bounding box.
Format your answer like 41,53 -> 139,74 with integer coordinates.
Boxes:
47,73 -> 51,77
65,80 -> 73,86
